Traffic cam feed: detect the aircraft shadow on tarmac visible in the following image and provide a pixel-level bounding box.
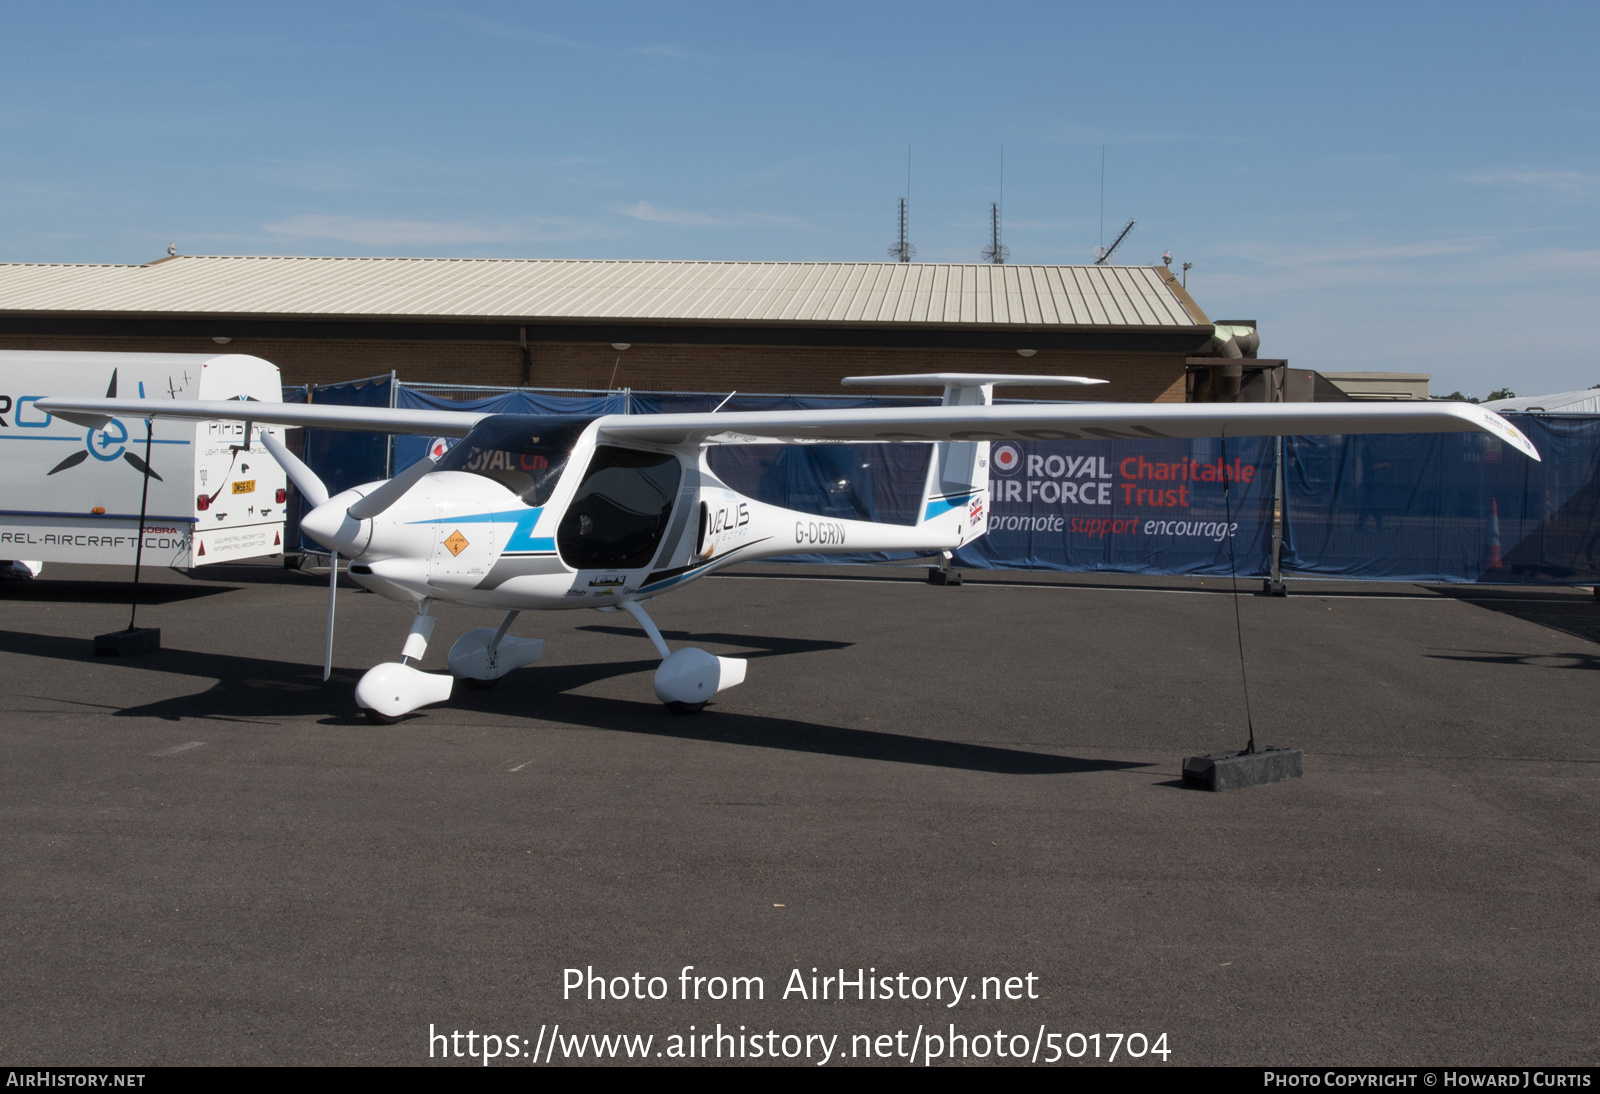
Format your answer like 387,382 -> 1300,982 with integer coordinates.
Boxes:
177,564 -> 368,590
1426,648 -> 1600,671
0,628 -> 1142,776
576,624 -> 853,659
1454,595 -> 1600,648
1425,595 -> 1600,670
0,580 -> 235,605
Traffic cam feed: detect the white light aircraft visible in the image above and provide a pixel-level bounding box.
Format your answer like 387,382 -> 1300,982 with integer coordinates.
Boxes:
39,375 -> 1539,722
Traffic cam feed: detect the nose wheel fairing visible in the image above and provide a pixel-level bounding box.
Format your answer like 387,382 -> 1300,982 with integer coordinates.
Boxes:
355,662 -> 454,721
354,599 -> 456,721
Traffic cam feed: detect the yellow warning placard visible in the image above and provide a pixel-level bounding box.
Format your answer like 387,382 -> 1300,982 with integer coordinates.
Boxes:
444,530 -> 469,557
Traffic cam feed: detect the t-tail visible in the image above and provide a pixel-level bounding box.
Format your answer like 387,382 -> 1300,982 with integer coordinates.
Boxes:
919,379 -> 992,541
842,373 -> 1107,548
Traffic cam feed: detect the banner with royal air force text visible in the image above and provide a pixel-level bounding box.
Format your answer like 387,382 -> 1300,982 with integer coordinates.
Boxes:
955,437 -> 1277,576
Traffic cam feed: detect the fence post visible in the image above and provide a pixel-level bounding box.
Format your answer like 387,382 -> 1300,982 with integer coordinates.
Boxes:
385,369 -> 397,478
1266,435 -> 1287,595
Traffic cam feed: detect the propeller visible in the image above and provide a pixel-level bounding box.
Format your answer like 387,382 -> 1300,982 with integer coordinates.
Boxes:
347,452 -> 438,520
259,434 -> 438,684
261,432 -> 328,508
324,550 -> 338,682
260,432 -> 342,680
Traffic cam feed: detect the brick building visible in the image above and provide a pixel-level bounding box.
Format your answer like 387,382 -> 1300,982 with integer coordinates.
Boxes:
0,255 -> 1220,401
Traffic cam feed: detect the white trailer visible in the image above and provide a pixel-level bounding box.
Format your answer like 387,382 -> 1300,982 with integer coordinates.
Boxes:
0,351 -> 289,572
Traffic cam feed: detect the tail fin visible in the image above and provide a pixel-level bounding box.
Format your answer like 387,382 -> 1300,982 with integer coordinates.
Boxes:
839,373 -> 1106,536
920,379 -> 992,534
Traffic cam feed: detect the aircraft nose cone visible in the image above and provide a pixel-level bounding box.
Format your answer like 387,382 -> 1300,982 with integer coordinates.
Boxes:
301,497 -> 369,556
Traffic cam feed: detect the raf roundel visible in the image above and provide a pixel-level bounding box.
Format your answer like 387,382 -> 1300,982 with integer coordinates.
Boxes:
993,443 -> 1023,476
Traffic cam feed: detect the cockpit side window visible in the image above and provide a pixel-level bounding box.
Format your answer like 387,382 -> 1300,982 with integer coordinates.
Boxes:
436,414 -> 594,508
557,446 -> 682,570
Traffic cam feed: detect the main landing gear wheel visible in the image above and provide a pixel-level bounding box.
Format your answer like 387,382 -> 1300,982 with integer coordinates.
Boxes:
619,601 -> 747,713
365,708 -> 403,725
446,618 -> 541,691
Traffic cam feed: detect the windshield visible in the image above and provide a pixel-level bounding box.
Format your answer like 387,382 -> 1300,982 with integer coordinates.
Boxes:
436,414 -> 595,507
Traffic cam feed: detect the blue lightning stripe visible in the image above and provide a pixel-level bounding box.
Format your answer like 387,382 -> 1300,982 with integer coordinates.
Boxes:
408,507 -> 548,551
922,493 -> 973,522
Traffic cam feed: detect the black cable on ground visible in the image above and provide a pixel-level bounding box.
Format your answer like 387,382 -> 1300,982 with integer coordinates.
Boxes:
1220,433 -> 1257,755
127,418 -> 154,632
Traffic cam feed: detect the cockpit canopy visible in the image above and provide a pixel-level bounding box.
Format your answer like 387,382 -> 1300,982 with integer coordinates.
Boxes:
436,414 -> 595,507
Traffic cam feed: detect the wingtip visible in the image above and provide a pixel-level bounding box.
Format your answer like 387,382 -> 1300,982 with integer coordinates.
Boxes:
1476,406 -> 1541,462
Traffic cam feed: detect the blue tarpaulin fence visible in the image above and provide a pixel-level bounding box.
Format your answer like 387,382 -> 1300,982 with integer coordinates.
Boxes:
287,378 -> 1594,584
1281,415 -> 1600,584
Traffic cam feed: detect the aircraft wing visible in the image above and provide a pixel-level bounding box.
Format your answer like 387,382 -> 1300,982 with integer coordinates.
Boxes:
34,397 -> 488,437
36,394 -> 1542,461
597,400 -> 1541,460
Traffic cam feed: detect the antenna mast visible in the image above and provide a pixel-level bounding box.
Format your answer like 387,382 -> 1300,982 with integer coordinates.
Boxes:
887,147 -> 915,262
1094,218 -> 1136,265
1099,145 -> 1106,253
981,146 -> 1009,264
981,202 -> 1009,264
888,197 -> 915,262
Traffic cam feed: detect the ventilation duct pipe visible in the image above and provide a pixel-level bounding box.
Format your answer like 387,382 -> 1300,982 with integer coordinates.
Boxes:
1204,323 -> 1259,359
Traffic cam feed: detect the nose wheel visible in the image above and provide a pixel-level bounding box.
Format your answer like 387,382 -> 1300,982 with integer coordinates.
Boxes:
352,605 -> 547,722
354,601 -> 455,721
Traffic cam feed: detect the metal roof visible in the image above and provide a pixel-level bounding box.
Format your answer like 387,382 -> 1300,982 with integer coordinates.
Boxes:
0,256 -> 1207,330
1485,389 -> 1600,414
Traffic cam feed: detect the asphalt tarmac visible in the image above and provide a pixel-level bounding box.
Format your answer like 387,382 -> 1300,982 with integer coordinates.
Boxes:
2,560 -> 1596,1067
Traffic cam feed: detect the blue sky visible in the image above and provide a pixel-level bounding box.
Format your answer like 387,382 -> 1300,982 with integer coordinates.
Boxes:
2,2 -> 1596,397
